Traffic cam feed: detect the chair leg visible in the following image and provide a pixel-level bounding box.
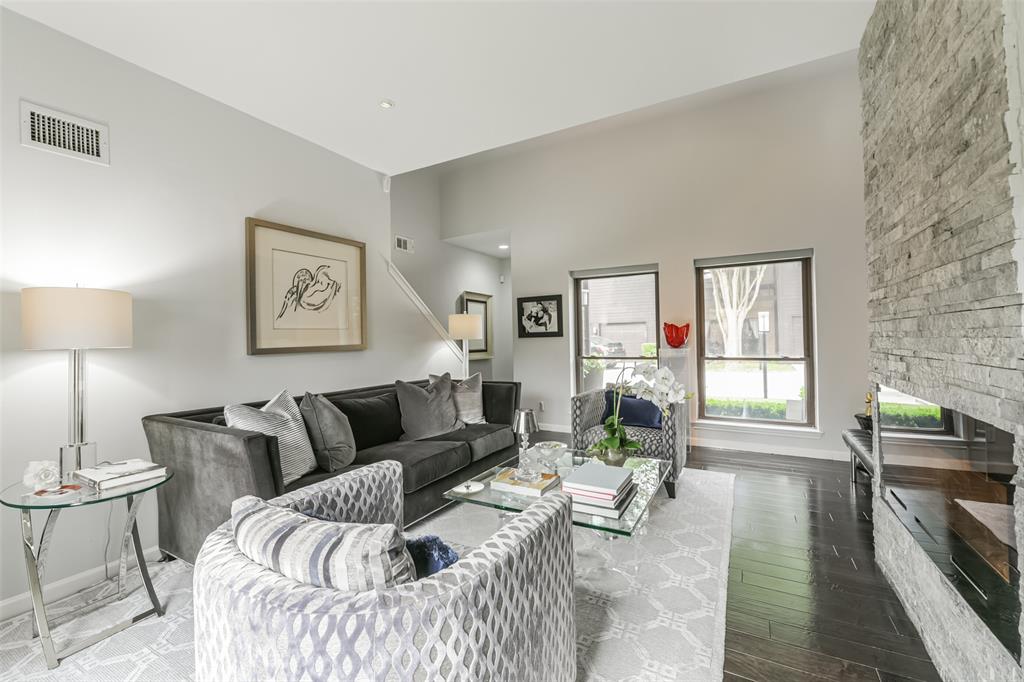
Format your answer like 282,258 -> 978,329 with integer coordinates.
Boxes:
850,449 -> 857,484
664,482 -> 676,499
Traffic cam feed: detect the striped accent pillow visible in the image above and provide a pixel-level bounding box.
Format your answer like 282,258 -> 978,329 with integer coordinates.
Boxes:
231,496 -> 415,591
225,390 -> 317,486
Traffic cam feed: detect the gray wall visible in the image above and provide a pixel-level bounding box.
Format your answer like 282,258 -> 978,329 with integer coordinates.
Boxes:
430,54 -> 868,453
390,170 -> 513,380
860,0 -> 1024,678
0,10 -> 461,613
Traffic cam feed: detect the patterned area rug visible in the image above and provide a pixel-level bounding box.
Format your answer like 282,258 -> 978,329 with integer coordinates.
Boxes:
0,467 -> 733,682
413,466 -> 736,681
0,559 -> 195,681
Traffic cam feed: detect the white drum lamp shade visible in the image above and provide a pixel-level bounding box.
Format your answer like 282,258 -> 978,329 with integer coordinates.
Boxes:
447,313 -> 483,341
448,313 -> 482,379
21,287 -> 133,350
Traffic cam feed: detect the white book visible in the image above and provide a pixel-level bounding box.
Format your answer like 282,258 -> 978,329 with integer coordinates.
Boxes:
75,460 -> 166,490
564,482 -> 635,508
562,460 -> 633,495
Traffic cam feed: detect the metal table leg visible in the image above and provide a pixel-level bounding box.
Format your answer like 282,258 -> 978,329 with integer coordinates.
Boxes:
21,491 -> 163,669
22,509 -> 60,669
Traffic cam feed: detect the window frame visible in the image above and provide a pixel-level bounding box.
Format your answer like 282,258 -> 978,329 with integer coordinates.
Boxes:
695,255 -> 816,428
573,270 -> 660,393
876,386 -> 955,435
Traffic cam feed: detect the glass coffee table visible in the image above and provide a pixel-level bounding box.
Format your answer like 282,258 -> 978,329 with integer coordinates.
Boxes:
444,449 -> 669,537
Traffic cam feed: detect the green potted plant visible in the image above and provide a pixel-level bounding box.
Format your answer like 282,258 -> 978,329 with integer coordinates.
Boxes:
591,365 -> 687,461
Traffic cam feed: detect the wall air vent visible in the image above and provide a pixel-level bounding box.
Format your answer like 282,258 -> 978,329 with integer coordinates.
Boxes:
20,101 -> 109,165
395,235 -> 415,253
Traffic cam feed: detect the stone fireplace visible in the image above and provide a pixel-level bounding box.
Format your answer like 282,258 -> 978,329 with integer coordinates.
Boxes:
859,1 -> 1024,679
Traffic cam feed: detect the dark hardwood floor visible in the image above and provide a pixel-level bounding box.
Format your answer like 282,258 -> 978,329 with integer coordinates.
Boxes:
688,446 -> 940,682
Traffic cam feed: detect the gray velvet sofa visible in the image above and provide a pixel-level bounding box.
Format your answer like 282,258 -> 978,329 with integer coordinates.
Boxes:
193,461 -> 576,681
143,380 -> 520,564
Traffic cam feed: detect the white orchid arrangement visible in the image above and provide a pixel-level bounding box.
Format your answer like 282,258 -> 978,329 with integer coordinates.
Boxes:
590,364 -> 689,454
631,365 -> 689,415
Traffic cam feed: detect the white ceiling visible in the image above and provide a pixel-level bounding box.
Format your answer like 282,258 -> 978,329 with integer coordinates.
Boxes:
7,1 -> 874,176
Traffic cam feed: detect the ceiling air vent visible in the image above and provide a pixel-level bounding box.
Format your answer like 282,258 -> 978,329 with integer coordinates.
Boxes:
20,101 -> 109,165
395,235 -> 415,254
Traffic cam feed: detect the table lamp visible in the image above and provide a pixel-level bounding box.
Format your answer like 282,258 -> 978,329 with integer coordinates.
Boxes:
512,408 -> 541,482
447,313 -> 483,379
21,287 -> 133,480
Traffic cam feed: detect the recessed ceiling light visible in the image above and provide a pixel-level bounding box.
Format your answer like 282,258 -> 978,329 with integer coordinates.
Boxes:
379,99 -> 395,109
498,244 -> 509,250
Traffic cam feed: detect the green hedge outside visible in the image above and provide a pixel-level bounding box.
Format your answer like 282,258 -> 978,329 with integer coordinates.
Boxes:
705,398 -> 788,420
879,403 -> 943,428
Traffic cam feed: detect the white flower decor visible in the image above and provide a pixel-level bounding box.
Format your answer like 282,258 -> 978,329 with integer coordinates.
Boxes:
631,365 -> 689,416
23,460 -> 62,491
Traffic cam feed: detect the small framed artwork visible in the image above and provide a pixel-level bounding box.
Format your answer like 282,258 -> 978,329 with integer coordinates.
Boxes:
246,217 -> 366,354
462,291 -> 494,360
517,295 -> 563,338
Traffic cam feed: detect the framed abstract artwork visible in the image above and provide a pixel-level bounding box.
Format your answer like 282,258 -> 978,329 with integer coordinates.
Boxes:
245,217 -> 366,354
461,291 -> 494,360
517,294 -> 563,338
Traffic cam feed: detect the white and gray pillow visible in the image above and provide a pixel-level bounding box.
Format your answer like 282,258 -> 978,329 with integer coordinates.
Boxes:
231,496 -> 414,591
430,372 -> 485,424
396,374 -> 463,440
225,390 -> 317,486
299,393 -> 356,471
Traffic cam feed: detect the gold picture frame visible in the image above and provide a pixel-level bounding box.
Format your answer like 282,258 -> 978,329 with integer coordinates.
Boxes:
246,217 -> 367,354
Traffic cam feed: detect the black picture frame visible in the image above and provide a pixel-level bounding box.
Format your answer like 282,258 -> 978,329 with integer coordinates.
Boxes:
517,295 -> 563,338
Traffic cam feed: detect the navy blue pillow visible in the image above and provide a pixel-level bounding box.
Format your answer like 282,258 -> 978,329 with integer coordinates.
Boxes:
405,535 -> 459,579
601,390 -> 662,429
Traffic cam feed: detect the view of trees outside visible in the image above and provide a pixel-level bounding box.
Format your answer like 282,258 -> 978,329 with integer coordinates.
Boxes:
701,261 -> 809,422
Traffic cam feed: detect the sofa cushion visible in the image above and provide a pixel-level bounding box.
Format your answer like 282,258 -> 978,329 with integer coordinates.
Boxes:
396,375 -> 463,440
333,392 -> 403,450
230,495 -> 414,591
430,372 -> 485,424
300,392 -> 357,471
355,440 -> 471,493
422,423 -> 515,462
283,466 -> 364,493
225,389 -> 317,486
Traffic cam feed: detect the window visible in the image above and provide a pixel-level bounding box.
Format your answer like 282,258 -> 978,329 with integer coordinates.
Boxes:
877,385 -> 953,432
696,252 -> 815,426
574,270 -> 659,393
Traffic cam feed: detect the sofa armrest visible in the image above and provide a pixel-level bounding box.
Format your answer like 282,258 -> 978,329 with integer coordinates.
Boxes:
571,390 -> 606,449
142,415 -> 278,563
272,461 -> 404,527
482,381 -> 520,425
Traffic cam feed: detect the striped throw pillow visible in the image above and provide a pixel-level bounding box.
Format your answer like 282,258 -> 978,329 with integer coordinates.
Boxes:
231,496 -> 415,591
225,390 -> 317,486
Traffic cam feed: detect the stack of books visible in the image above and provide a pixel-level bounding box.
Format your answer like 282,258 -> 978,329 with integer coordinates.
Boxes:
490,468 -> 560,496
562,461 -> 636,519
74,459 -> 167,491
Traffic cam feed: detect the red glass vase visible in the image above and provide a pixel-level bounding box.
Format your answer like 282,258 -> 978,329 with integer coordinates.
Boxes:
663,322 -> 690,348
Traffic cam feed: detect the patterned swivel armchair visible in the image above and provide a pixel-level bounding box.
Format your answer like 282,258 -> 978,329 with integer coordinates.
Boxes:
194,461 -> 576,682
571,389 -> 686,498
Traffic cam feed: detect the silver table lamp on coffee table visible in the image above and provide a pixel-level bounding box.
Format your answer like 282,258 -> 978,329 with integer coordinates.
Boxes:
512,408 -> 541,482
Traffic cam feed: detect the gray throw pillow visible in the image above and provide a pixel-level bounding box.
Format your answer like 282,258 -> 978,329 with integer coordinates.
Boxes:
430,372 -> 485,424
225,390 -> 317,486
299,393 -> 356,471
396,374 -> 463,440
231,496 -> 414,591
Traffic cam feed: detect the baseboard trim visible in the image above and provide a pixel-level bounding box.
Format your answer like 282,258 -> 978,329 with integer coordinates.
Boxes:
692,435 -> 847,462
538,423 -> 570,433
0,545 -> 162,621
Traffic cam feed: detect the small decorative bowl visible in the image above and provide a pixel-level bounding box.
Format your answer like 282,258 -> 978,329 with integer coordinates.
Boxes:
533,441 -> 567,454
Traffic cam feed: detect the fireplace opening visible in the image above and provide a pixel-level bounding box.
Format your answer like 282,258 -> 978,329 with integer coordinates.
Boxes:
878,385 -> 1019,660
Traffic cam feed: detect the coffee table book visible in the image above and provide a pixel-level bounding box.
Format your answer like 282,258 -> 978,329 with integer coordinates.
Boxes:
74,460 -> 167,491
572,484 -> 637,519
561,460 -> 633,496
489,468 -> 560,497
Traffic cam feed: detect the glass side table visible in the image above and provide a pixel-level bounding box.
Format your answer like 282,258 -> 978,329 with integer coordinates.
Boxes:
0,472 -> 173,669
